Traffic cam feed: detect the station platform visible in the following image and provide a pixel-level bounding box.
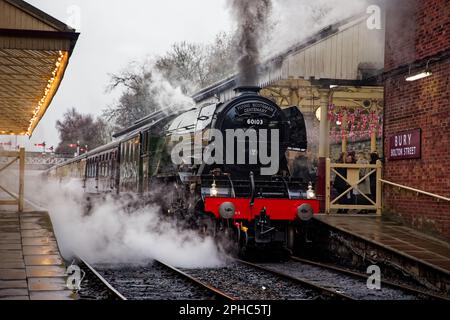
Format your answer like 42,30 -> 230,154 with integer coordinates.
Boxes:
314,215 -> 450,275
0,200 -> 74,300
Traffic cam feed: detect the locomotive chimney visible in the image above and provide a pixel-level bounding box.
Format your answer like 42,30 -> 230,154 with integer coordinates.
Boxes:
234,86 -> 261,96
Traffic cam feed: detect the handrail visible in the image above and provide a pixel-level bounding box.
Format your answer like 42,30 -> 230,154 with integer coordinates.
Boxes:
380,179 -> 450,203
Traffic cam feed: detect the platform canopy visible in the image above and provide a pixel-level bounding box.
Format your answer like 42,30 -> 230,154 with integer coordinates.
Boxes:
193,14 -> 385,104
0,0 -> 78,136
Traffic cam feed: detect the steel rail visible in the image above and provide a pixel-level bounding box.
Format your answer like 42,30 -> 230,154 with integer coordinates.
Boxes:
290,256 -> 449,301
76,257 -> 127,300
154,260 -> 237,301
236,259 -> 354,300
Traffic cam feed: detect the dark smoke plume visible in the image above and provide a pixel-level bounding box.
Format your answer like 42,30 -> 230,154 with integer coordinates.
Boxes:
228,0 -> 272,86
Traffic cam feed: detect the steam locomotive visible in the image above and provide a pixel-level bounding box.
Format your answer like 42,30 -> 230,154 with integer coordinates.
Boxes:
48,87 -> 319,255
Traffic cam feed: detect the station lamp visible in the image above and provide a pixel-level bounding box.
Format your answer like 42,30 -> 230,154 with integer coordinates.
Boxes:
210,179 -> 218,197
405,60 -> 433,82
405,71 -> 432,82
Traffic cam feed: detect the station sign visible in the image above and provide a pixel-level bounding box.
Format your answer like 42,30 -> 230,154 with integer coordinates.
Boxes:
388,129 -> 421,160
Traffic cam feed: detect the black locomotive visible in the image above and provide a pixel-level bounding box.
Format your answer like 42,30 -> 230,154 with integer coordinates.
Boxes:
48,87 -> 319,255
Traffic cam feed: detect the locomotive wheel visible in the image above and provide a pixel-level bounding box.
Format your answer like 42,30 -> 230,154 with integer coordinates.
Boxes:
216,225 -> 239,256
237,229 -> 249,258
287,225 -> 295,251
198,215 -> 216,237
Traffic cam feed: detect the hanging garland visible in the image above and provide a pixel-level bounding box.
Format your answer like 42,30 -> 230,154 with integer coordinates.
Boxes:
328,104 -> 383,142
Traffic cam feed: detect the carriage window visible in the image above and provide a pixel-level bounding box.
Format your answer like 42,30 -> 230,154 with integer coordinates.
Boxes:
178,109 -> 199,131
142,132 -> 148,155
168,115 -> 184,132
196,104 -> 216,131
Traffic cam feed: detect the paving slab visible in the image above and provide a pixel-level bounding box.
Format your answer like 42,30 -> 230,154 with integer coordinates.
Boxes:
0,288 -> 29,297
20,223 -> 44,230
0,213 -> 19,218
0,221 -> 19,226
21,229 -> 54,238
0,207 -> 73,300
28,277 -> 67,291
0,244 -> 21,250
0,219 -> 19,223
0,262 -> 25,269
0,269 -> 26,280
24,255 -> 63,266
0,250 -> 23,259
0,233 -> 21,240
23,245 -> 59,255
30,290 -> 74,300
26,265 -> 66,278
0,296 -> 29,300
22,237 -> 57,246
0,239 -> 21,244
0,280 -> 28,289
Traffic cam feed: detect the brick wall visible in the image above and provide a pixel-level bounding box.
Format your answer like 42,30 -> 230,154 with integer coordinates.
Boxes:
384,0 -> 450,240
385,0 -> 450,71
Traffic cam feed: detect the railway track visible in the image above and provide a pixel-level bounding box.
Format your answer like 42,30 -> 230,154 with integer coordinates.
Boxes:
154,260 -> 235,300
180,260 -> 346,300
246,255 -> 447,300
76,255 -> 447,300
236,259 -> 353,300
76,257 -> 127,300
288,256 -> 449,301
77,258 -> 234,300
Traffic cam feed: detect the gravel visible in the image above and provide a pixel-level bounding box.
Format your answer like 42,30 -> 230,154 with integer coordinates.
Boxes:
260,261 -> 420,300
181,262 -> 321,300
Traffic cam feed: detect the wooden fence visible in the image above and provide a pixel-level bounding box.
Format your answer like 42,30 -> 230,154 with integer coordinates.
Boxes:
325,158 -> 382,215
0,148 -> 25,212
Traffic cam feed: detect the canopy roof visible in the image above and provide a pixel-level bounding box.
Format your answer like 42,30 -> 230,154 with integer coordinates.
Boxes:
193,14 -> 385,104
0,0 -> 79,136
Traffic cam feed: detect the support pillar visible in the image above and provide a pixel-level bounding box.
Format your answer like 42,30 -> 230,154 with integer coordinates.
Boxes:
318,90 -> 330,159
317,89 -> 330,212
371,131 -> 377,153
341,112 -> 348,159
18,147 -> 24,212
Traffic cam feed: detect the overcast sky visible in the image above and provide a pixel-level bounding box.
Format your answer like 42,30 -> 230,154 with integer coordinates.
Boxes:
4,0 -> 232,151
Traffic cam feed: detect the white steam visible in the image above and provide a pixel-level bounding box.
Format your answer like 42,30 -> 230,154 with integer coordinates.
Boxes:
263,0 -> 370,58
149,70 -> 195,113
27,176 -> 227,268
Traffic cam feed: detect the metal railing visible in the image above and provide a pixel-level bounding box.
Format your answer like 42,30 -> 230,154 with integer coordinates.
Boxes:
380,179 -> 450,203
0,148 -> 25,212
325,158 -> 383,215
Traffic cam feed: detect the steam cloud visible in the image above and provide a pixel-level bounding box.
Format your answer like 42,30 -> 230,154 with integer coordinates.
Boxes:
149,70 -> 195,113
265,0 -> 370,57
227,0 -> 272,86
18,174 -> 227,268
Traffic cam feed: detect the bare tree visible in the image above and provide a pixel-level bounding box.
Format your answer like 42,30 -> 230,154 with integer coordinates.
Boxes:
55,108 -> 108,155
205,32 -> 239,84
104,32 -> 237,131
103,62 -> 159,130
156,33 -> 238,94
155,42 -> 208,94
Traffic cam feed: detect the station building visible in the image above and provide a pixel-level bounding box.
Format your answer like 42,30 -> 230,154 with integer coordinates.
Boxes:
383,0 -> 450,240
